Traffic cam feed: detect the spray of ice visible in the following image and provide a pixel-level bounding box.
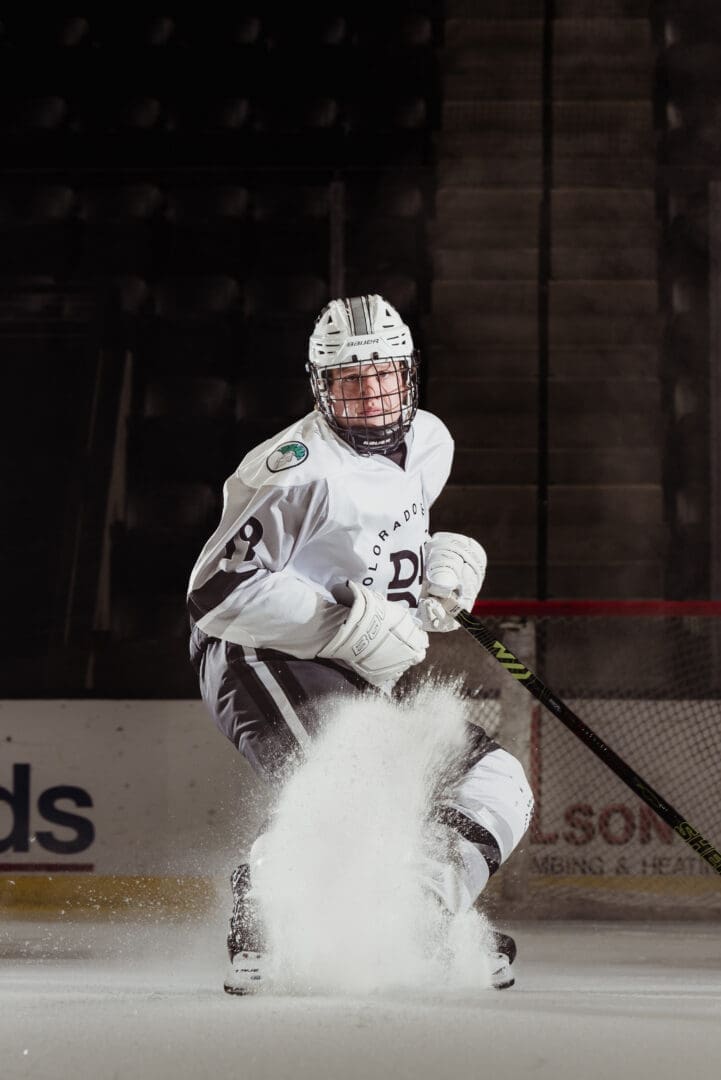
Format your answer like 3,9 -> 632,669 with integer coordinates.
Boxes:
251,677 -> 497,996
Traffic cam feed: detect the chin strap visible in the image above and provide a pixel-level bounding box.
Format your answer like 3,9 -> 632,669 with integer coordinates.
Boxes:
335,419 -> 406,456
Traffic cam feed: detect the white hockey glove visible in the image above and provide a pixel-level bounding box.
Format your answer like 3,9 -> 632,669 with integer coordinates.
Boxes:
418,532 -> 487,632
318,581 -> 428,690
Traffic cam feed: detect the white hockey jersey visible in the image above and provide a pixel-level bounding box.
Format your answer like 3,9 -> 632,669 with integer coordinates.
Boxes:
187,409 -> 454,658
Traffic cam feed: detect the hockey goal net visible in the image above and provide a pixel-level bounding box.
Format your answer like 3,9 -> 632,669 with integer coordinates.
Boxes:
464,601 -> 721,919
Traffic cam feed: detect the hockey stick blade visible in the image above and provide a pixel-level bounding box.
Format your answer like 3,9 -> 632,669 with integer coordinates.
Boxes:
453,606 -> 721,878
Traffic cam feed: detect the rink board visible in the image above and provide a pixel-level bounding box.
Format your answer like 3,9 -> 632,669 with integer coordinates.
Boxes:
1,698 -> 719,916
522,699 -> 721,913
0,700 -> 271,915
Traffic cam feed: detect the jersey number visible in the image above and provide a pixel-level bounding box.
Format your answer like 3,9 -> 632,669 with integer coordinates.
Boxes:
225,516 -> 263,562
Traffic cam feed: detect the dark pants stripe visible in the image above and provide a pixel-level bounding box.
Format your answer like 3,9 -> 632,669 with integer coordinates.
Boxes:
191,626 -> 368,781
434,805 -> 502,877
464,723 -> 501,768
256,649 -> 312,713
225,643 -> 304,767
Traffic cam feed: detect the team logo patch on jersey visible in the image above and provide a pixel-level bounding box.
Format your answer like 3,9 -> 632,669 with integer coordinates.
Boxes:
266,441 -> 309,472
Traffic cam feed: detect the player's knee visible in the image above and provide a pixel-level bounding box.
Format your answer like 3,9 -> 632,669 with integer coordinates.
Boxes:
449,749 -> 534,865
494,755 -> 534,859
508,755 -> 534,838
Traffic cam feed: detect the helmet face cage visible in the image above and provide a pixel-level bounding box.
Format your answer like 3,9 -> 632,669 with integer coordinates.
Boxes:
307,294 -> 420,454
309,352 -> 419,454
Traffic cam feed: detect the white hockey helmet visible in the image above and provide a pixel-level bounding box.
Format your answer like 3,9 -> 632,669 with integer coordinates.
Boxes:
307,294 -> 419,454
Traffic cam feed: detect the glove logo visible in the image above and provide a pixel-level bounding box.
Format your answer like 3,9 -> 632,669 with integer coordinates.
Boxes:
352,613 -> 384,656
266,442 -> 309,473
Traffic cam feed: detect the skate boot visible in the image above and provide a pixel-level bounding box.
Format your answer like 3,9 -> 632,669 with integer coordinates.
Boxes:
488,930 -> 516,990
224,863 -> 266,996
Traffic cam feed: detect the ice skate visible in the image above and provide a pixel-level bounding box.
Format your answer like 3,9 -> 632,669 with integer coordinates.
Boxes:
224,863 -> 266,996
224,948 -> 265,996
488,930 -> 516,990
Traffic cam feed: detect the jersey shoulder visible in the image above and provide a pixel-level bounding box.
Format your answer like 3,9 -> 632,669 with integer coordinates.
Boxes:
412,409 -> 454,456
235,411 -> 350,491
409,409 -> 454,505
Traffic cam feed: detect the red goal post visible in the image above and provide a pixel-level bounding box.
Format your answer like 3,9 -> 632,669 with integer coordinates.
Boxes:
465,600 -> 721,920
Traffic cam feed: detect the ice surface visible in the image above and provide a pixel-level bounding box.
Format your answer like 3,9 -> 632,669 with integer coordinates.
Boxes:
1,916 -> 719,1080
4,678 -> 720,1078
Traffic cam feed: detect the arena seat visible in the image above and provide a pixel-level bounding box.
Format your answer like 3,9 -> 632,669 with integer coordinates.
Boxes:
125,481 -> 220,534
127,376 -> 236,487
153,275 -> 242,320
235,376 -> 312,423
110,592 -> 189,642
108,274 -> 152,314
80,184 -> 165,222
14,184 -> 77,221
250,184 -> 329,223
127,415 -> 231,489
244,274 -> 328,318
0,184 -> 79,272
0,95 -> 69,134
93,593 -> 198,697
109,482 -> 221,641
143,375 -> 235,419
165,186 -> 249,223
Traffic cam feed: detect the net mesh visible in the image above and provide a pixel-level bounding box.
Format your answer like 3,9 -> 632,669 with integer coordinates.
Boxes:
466,603 -> 721,919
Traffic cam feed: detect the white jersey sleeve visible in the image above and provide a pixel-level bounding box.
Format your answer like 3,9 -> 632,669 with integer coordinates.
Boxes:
188,469 -> 346,658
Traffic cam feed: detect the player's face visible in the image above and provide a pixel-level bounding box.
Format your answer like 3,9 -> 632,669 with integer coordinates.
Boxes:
326,359 -> 407,428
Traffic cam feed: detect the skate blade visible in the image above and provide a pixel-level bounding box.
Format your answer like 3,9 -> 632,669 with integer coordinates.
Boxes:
224,982 -> 257,996
224,951 -> 263,996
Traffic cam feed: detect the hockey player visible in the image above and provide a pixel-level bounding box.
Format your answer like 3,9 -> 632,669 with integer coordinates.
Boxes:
187,294 -> 534,994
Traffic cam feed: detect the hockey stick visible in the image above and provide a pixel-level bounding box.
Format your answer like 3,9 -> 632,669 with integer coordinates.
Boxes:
452,606 -> 721,877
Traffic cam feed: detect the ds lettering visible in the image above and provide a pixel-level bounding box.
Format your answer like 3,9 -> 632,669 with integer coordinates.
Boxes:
0,764 -> 95,855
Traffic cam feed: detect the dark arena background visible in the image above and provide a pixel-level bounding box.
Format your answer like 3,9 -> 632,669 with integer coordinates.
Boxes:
1,8 -> 720,1080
